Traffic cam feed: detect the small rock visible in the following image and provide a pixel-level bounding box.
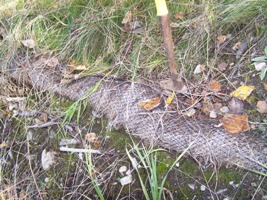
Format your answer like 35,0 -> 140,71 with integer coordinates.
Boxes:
200,185 -> 206,191
251,182 -> 257,187
209,111 -> 217,119
26,131 -> 33,141
120,175 -> 132,186
188,184 -> 195,190
175,162 -> 180,168
194,64 -> 205,74
220,106 -> 230,113
44,177 -> 50,183
119,166 -> 127,175
228,97 -> 244,114
185,108 -> 196,117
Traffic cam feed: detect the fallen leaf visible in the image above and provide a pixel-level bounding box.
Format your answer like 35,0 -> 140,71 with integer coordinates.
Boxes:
202,98 -> 214,115
174,12 -> 184,19
228,97 -> 244,114
122,11 -> 132,24
160,79 -> 186,91
85,133 -> 97,143
253,62 -> 266,71
184,108 -> 196,117
256,101 -> 267,113
217,35 -> 227,44
194,64 -> 205,74
166,92 -> 175,105
73,65 -> 87,71
138,97 -> 161,111
263,83 -> 267,90
41,149 -> 57,170
218,62 -> 228,72
120,175 -> 133,186
45,57 -> 59,68
0,141 -> 9,148
69,59 -> 76,65
221,114 -> 250,134
209,111 -> 217,119
232,42 -> 241,51
230,85 -> 255,101
21,39 -> 36,48
209,80 -> 222,92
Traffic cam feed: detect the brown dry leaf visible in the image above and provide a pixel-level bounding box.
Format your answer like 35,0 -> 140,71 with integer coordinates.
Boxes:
138,97 -> 161,111
221,114 -> 250,135
256,101 -> 267,113
218,62 -> 228,72
21,39 -> 36,48
69,59 -> 76,65
122,11 -> 132,24
209,80 -> 222,92
38,112 -> 48,123
45,57 -> 59,68
85,133 -> 101,148
0,141 -> 9,148
85,133 -> 97,143
232,42 -> 241,51
217,35 -> 227,44
263,83 -> 267,90
174,12 -> 184,19
230,85 -> 255,101
202,98 -> 214,115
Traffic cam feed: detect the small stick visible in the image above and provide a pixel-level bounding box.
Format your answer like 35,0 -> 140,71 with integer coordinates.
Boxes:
59,146 -> 102,154
27,121 -> 60,128
155,0 -> 181,85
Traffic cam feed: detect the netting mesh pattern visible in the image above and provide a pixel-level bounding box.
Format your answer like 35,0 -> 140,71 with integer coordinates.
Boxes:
11,65 -> 267,172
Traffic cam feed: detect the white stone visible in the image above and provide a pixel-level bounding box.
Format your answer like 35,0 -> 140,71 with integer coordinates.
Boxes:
119,166 -> 127,175
120,175 -> 132,186
209,111 -> 217,118
200,185 -> 206,191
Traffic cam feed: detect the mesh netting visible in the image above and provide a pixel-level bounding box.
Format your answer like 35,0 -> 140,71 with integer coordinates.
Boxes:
9,64 -> 267,172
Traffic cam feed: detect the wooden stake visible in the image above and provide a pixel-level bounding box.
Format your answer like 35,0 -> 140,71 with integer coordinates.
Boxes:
155,0 -> 181,85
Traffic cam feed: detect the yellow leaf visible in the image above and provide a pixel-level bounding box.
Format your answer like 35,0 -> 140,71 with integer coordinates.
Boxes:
138,97 -> 161,111
230,85 -> 255,101
166,91 -> 175,105
221,114 -> 250,135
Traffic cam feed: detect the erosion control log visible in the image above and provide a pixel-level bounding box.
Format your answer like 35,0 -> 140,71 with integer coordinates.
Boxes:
7,62 -> 267,174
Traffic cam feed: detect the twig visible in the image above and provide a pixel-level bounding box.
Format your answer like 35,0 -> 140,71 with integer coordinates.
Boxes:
59,146 -> 102,154
27,121 -> 60,128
